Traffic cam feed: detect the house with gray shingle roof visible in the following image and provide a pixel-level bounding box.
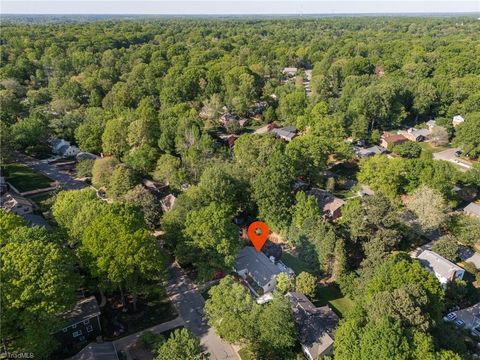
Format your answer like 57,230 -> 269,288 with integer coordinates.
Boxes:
234,246 -> 290,294
417,250 -> 464,288
272,126 -> 297,142
287,292 -> 339,360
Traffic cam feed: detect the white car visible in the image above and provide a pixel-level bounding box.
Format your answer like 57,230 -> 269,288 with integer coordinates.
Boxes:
443,312 -> 457,322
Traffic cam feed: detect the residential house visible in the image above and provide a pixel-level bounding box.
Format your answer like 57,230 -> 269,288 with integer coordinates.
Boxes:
272,126 -> 298,142
220,113 -> 249,127
417,250 -> 464,288
307,188 -> 346,220
399,128 -> 430,142
56,296 -> 102,347
380,132 -> 408,148
282,67 -> 298,78
287,292 -> 339,360
354,145 -> 387,158
453,115 -> 465,127
234,246 -> 292,294
464,202 -> 480,218
1,192 -> 33,215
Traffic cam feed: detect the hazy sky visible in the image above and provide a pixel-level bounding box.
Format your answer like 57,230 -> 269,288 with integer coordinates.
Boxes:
2,0 -> 479,15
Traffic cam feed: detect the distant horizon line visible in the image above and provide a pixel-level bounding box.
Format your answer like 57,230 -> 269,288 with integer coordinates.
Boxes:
3,12 -> 479,16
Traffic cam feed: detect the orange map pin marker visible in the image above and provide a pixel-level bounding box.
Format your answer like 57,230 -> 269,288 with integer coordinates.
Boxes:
247,221 -> 269,252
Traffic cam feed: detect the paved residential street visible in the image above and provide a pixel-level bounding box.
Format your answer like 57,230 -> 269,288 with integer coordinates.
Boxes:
433,148 -> 472,172
166,264 -> 238,360
15,152 -> 87,190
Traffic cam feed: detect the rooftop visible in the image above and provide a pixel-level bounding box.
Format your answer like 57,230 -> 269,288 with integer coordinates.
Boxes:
382,132 -> 407,144
287,292 -> 339,358
272,126 -> 297,141
61,296 -> 101,326
234,246 -> 282,287
464,202 -> 480,216
307,188 -> 345,215
417,250 -> 463,280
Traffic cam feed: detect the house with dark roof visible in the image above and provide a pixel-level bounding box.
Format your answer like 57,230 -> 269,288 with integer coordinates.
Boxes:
272,126 -> 298,142
417,250 -> 464,288
287,292 -> 339,360
220,113 -> 249,127
464,202 -> 480,218
307,188 -> 346,220
56,296 -> 102,347
234,246 -> 292,294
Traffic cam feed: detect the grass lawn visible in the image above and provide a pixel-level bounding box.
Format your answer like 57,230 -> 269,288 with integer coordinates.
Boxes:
238,347 -> 255,360
419,142 -> 451,154
282,252 -> 316,274
3,163 -> 53,192
312,284 -> 354,318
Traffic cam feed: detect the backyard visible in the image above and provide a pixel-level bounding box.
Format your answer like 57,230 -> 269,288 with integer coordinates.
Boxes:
282,252 -> 317,275
3,163 -> 54,192
312,284 -> 354,318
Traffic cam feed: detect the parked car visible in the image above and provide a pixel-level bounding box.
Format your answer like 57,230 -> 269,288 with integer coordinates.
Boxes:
471,325 -> 480,337
443,312 -> 457,322
454,319 -> 465,328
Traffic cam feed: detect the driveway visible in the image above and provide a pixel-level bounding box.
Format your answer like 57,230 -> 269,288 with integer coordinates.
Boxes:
458,246 -> 480,269
166,264 -> 238,360
433,148 -> 472,172
455,302 -> 480,330
15,153 -> 87,190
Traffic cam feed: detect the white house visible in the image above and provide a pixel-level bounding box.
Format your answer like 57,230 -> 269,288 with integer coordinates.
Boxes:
453,115 -> 465,127
417,250 -> 464,288
234,246 -> 291,294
